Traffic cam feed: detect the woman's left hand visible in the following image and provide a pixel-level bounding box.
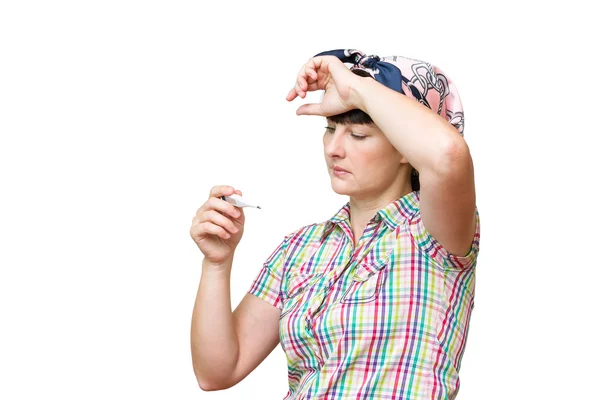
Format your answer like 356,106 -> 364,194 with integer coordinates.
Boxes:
285,55 -> 364,117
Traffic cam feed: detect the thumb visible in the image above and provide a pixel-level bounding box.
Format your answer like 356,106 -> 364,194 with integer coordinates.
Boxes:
296,103 -> 324,116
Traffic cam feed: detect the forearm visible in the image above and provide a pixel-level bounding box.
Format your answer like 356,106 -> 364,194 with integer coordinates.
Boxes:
353,77 -> 463,174
190,257 -> 239,389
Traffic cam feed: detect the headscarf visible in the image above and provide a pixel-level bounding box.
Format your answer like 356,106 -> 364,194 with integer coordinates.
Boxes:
313,49 -> 465,137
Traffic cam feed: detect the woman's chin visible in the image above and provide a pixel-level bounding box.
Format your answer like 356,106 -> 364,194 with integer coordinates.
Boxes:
330,181 -> 352,195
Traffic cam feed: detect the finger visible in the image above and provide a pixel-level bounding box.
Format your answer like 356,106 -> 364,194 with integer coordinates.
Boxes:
308,57 -> 324,74
295,81 -> 304,98
303,63 -> 319,82
299,73 -> 309,91
298,66 -> 321,95
294,65 -> 305,88
286,86 -> 298,101
210,196 -> 241,219
306,67 -> 317,81
231,191 -> 245,218
209,185 -> 235,199
296,80 -> 313,98
205,209 -> 239,235
297,62 -> 308,79
296,103 -> 323,116
289,60 -> 321,101
199,221 -> 231,240
296,76 -> 307,98
305,80 -> 319,91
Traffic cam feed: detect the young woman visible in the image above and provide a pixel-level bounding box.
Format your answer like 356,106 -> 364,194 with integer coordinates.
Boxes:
190,49 -> 481,399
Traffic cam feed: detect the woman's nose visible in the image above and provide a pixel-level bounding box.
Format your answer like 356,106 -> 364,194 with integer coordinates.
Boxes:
324,129 -> 345,157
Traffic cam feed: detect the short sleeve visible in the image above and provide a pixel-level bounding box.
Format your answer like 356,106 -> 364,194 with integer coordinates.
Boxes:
408,205 -> 481,271
247,233 -> 291,310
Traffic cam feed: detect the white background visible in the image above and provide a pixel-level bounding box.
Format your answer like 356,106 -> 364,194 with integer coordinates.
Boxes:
1,1 -> 598,398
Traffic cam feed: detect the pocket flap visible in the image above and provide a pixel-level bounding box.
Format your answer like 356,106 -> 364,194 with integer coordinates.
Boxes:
353,262 -> 385,282
352,250 -> 392,282
283,272 -> 323,298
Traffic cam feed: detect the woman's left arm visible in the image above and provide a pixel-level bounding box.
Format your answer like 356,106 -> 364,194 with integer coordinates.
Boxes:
353,77 -> 477,257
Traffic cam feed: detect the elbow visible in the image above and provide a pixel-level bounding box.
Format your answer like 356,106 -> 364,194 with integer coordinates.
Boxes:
197,379 -> 221,392
193,365 -> 218,391
196,375 -> 225,392
197,380 -> 212,392
194,367 -> 232,392
434,137 -> 472,176
191,344 -> 239,391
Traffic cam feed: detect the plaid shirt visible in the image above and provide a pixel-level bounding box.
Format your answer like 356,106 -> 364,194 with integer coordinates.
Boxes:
248,190 -> 481,399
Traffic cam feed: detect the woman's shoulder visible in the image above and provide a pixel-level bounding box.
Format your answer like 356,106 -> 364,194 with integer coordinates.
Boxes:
285,220 -> 330,243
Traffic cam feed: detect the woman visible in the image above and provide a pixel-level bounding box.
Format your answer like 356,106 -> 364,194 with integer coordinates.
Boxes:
190,49 -> 481,399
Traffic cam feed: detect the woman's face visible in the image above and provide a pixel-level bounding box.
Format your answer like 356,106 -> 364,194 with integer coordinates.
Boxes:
323,118 -> 408,199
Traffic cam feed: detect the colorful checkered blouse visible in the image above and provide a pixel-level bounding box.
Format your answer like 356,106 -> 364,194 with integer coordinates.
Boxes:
248,190 -> 481,399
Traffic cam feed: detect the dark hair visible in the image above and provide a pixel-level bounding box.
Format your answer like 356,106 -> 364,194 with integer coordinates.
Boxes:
327,69 -> 420,191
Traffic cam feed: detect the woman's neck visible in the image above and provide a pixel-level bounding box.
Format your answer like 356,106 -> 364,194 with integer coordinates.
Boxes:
348,183 -> 413,246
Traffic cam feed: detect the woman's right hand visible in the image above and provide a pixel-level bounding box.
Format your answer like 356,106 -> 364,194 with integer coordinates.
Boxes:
190,185 -> 246,266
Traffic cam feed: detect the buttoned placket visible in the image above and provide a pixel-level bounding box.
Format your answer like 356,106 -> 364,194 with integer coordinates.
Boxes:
302,215 -> 386,369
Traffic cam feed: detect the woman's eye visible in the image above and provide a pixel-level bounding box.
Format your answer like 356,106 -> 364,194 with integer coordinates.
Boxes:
325,127 -> 366,140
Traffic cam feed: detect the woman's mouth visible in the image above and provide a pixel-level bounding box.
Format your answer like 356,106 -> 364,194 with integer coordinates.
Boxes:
332,166 -> 351,177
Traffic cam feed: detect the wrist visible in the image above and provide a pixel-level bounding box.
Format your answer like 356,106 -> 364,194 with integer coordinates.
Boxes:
202,255 -> 234,273
349,75 -> 376,112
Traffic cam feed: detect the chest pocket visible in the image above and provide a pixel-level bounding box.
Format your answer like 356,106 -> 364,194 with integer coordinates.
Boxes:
280,272 -> 324,319
340,258 -> 388,304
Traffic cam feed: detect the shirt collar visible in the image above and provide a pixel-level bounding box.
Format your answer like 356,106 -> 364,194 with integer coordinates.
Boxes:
321,190 -> 421,241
